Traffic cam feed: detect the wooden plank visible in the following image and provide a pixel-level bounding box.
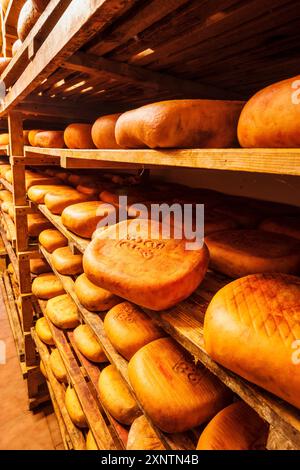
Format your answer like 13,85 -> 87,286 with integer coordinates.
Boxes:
0,145 -> 10,156
68,331 -> 128,450
2,210 -> 16,243
40,300 -> 117,450
0,177 -> 13,192
0,224 -> 18,277
31,328 -> 86,450
25,146 -> 300,176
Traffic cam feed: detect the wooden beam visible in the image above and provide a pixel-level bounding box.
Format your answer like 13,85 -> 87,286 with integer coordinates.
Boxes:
63,51 -> 240,99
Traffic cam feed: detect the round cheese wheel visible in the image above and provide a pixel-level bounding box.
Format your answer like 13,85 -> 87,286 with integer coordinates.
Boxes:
34,131 -> 65,148
83,219 -> 209,311
73,324 -> 107,363
39,229 -> 68,253
40,360 -> 47,379
98,364 -> 141,425
128,338 -> 231,433
30,258 -> 51,274
76,182 -> 101,197
4,169 -> 12,183
32,0 -> 49,12
25,173 -> 61,190
7,263 -> 14,275
260,216 -> 300,241
104,302 -> 165,360
61,201 -> 116,238
12,39 -> 23,57
32,273 -> 65,299
91,114 -> 122,149
35,317 -> 54,345
23,130 -> 30,145
49,348 -> 68,383
65,386 -> 87,428
44,189 -> 91,215
0,133 -> 9,145
17,1 -> 41,41
205,229 -> 300,278
27,185 -> 69,204
64,123 -> 95,149
0,59 -> 11,75
197,402 -> 268,450
52,246 -> 83,275
127,416 -> 165,451
0,165 -> 11,178
204,273 -> 300,410
205,211 -> 238,236
0,190 -> 13,202
28,129 -> 43,146
27,213 -> 52,237
86,430 -> 98,450
213,202 -> 263,228
1,201 -> 12,213
74,273 -> 120,312
46,294 -> 80,329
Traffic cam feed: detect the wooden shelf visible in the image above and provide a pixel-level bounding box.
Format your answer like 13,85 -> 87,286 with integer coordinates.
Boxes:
0,145 -> 9,156
0,223 -> 18,277
25,146 -> 300,176
1,210 -> 16,244
31,328 -> 85,450
39,245 -> 196,451
0,177 -> 13,192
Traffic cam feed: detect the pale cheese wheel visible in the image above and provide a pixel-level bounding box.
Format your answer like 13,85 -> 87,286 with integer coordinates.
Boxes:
34,131 -> 65,148
259,216 -> 300,241
197,402 -> 268,450
32,273 -> 65,299
0,165 -> 11,178
65,386 -> 87,428
30,258 -> 51,274
28,129 -> 43,146
1,201 -> 13,214
25,173 -> 61,190
4,170 -> 12,183
205,211 -> 239,236
49,349 -> 68,384
213,202 -> 263,228
86,430 -> 98,450
44,189 -> 91,215
128,338 -> 231,433
35,317 -> 54,345
91,114 -> 122,149
104,302 -> 165,360
64,123 -> 95,149
27,185 -> 69,204
74,273 -> 120,312
98,364 -> 141,425
205,229 -> 300,278
27,213 -> 52,237
39,229 -> 68,253
52,246 -> 83,275
83,219 -> 209,311
73,324 -> 107,363
0,190 -> 13,202
204,273 -> 300,409
0,133 -> 9,145
46,294 -> 80,329
127,416 -> 165,451
12,39 -> 23,57
18,1 -> 41,42
61,201 -> 116,238
23,130 -> 30,145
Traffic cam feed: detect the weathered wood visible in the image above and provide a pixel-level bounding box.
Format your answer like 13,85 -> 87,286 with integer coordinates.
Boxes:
0,177 -> 13,192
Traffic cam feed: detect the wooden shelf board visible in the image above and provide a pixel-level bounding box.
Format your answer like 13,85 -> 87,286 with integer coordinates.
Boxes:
39,245 -> 195,451
0,224 -> 19,277
2,210 -> 16,243
0,145 -> 9,156
25,146 -> 300,175
0,177 -> 13,192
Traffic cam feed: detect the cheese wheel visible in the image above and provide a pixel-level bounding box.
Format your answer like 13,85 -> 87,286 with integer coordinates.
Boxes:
12,39 -> 23,57
91,114 -> 122,149
35,317 -> 54,345
205,211 -> 238,236
0,190 -> 13,202
7,263 -> 14,275
197,402 -> 268,450
98,364 -> 141,425
76,182 -> 101,197
115,100 -> 244,149
25,174 -> 61,190
0,59 -> 11,75
128,338 -> 231,433
8,203 -> 14,220
27,185 -> 69,204
86,431 -> 97,450
238,75 -> 300,148
44,189 -> 91,215
65,386 -> 87,428
32,0 -> 49,12
32,273 -> 65,300
205,229 -> 300,278
0,133 -> 9,145
73,324 -> 107,363
39,229 -> 68,253
74,274 -> 120,312
49,349 -> 68,384
64,123 -> 95,149
213,203 -> 263,228
104,302 -> 165,360
30,258 -> 51,274
28,129 -> 43,146
4,169 -> 12,183
46,294 -> 80,329
17,1 -> 41,41
83,219 -> 209,311
61,201 -> 116,238
56,170 -> 69,182
52,246 -> 83,275
0,165 -> 11,178
34,131 -> 65,148
40,360 -> 47,379
0,1 -> 9,14
27,213 -> 52,237
127,416 -> 165,451
23,130 -> 30,145
204,273 -> 300,409
1,201 -> 13,213
260,216 -> 300,241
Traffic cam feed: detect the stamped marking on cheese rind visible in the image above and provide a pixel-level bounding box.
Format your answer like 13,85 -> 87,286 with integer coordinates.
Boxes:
172,360 -> 204,385
117,237 -> 166,260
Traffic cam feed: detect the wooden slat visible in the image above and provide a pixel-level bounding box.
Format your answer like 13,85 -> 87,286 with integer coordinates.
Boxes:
0,224 -> 18,277
0,145 -> 10,155
2,210 -> 16,243
0,177 -> 13,192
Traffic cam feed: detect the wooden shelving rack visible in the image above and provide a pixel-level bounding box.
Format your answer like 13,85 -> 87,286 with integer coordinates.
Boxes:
0,0 -> 300,450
